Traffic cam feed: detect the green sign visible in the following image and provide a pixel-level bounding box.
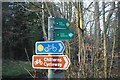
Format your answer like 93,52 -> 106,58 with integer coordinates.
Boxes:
54,18 -> 70,29
55,30 -> 74,40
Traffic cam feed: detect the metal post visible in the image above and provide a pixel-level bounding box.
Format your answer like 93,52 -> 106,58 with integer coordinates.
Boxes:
48,17 -> 54,79
48,17 -> 54,41
0,2 -> 2,80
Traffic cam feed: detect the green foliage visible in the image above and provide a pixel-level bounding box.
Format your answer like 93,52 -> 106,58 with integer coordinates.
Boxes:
2,60 -> 33,78
2,2 -> 45,60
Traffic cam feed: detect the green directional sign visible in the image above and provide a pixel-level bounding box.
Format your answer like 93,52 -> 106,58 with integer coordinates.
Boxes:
54,18 -> 70,29
55,29 -> 74,40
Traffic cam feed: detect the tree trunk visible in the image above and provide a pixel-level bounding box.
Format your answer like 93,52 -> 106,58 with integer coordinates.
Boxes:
103,2 -> 115,78
42,2 -> 47,41
75,3 -> 82,78
79,2 -> 87,77
117,2 -> 120,55
94,1 -> 100,78
102,2 -> 107,78
75,2 -> 86,78
109,28 -> 116,77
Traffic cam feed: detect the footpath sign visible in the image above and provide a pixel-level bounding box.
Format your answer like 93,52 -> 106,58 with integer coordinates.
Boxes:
35,41 -> 65,54
50,17 -> 74,41
55,29 -> 74,40
53,18 -> 70,29
32,55 -> 70,70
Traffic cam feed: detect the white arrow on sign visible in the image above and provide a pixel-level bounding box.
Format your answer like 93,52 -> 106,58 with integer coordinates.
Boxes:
58,43 -> 63,52
63,56 -> 70,69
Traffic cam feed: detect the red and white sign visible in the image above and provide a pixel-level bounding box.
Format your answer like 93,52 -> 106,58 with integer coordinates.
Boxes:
32,55 -> 70,70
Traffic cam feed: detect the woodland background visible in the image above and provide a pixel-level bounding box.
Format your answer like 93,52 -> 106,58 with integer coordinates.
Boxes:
2,1 -> 120,78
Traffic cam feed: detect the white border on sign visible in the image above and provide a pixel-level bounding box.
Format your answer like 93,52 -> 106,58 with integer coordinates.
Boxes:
32,55 -> 70,70
35,41 -> 65,54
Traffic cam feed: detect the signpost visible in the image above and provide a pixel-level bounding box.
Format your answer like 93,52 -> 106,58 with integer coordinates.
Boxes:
35,41 -> 65,54
55,29 -> 74,40
32,17 -> 73,79
32,55 -> 70,70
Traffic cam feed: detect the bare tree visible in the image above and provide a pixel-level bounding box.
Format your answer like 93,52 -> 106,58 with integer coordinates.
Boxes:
93,1 -> 100,78
103,2 -> 115,78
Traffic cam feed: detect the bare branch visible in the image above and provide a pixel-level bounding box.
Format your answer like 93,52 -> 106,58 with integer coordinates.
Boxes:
25,48 -> 31,66
44,1 -> 52,17
19,3 -> 42,12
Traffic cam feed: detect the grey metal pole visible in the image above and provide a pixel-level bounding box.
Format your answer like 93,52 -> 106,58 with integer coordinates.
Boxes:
48,17 -> 54,41
48,17 -> 54,79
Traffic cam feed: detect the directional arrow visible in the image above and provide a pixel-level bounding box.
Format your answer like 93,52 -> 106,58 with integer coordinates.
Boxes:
69,33 -> 74,37
55,29 -> 74,41
35,41 -> 65,54
63,56 -> 69,68
32,55 -> 71,70
58,43 -> 63,52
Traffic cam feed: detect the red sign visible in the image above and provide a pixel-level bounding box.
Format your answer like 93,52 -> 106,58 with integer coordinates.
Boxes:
32,55 -> 70,70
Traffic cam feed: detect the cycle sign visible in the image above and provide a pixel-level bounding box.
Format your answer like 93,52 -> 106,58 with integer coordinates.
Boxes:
32,55 -> 71,70
35,41 -> 65,54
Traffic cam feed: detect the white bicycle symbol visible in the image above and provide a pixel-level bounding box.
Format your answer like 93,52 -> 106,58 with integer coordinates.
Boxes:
34,59 -> 43,65
44,44 -> 57,52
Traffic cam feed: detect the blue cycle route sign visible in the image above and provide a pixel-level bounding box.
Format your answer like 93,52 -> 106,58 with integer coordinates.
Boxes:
35,41 -> 65,54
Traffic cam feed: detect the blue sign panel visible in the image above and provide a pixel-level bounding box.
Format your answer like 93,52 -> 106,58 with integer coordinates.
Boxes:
35,41 -> 65,54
